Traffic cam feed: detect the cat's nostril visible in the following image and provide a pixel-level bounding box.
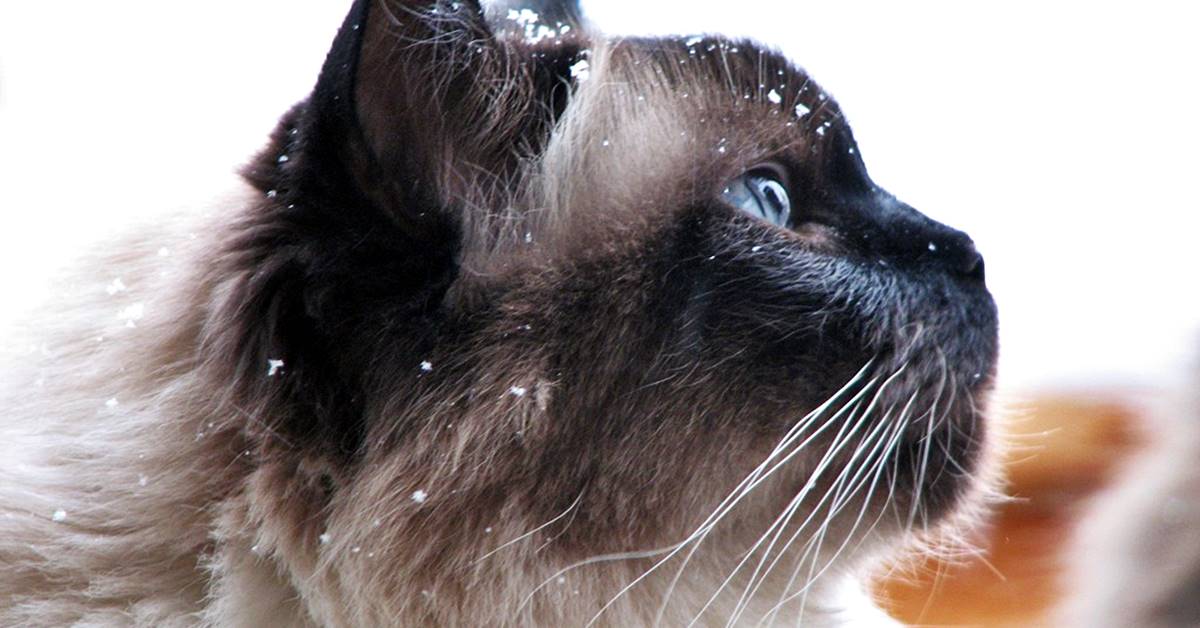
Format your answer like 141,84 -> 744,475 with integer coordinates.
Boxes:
962,251 -> 985,282
927,236 -> 986,283
950,241 -> 986,283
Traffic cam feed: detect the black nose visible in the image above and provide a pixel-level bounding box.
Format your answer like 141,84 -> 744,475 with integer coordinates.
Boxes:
958,242 -> 986,282
926,235 -> 986,283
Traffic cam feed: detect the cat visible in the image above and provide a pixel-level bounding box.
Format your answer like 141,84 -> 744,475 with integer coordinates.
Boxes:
0,1 -> 999,625
1060,359 -> 1200,627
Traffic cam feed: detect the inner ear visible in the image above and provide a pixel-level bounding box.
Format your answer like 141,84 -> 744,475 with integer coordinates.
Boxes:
304,0 -> 587,220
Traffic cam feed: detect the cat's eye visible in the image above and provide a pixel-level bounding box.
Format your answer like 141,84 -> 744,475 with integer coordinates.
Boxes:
722,167 -> 792,228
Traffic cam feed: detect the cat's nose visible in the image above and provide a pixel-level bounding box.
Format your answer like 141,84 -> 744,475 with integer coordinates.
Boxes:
929,234 -> 986,283
957,241 -> 986,282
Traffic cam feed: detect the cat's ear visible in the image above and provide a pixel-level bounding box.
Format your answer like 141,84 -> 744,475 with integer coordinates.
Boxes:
298,0 -> 532,217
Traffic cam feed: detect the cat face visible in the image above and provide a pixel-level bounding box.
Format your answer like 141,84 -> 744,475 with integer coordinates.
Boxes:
221,0 -> 997,607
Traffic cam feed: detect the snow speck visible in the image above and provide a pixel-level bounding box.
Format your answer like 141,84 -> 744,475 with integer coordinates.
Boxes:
266,189 -> 278,199
277,155 -> 289,163
117,302 -> 145,326
267,359 -> 285,377
557,576 -> 567,584
751,245 -> 763,252
506,9 -> 559,44
815,126 -> 826,136
507,8 -> 539,25
508,385 -> 527,398
105,397 -> 119,409
351,546 -> 361,554
717,145 -> 727,154
601,139 -> 610,147
767,89 -> 782,104
138,474 -> 148,487
105,278 -> 128,295
419,360 -> 433,372
157,247 -> 170,257
52,509 -> 67,522
569,59 -> 590,81
685,35 -> 703,46
928,242 -> 939,252
411,489 -> 428,504
484,526 -> 493,534
318,532 -> 332,545
524,231 -> 533,243
794,103 -> 811,118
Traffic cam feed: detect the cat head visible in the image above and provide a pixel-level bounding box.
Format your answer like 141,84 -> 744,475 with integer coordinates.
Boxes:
218,0 -> 998,617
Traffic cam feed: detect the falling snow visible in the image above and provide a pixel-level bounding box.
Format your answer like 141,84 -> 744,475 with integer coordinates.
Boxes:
506,9 -> 561,44
420,360 -> 433,372
117,302 -> 145,327
267,359 -> 285,376
767,89 -> 782,104
318,532 -> 332,544
509,385 -> 527,397
105,398 -> 119,409
795,103 -> 811,118
411,490 -> 428,503
569,59 -> 590,81
105,278 -> 127,295
685,35 -> 702,46
507,8 -> 538,26
928,242 -> 939,252
52,509 -> 67,522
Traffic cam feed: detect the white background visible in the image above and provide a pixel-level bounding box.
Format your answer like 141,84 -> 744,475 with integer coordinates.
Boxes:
1,1 -> 1196,392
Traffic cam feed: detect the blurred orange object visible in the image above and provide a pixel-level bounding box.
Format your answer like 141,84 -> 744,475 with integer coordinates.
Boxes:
878,394 -> 1146,626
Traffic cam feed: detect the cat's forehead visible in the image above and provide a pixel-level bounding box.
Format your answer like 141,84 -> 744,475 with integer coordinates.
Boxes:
602,36 -> 842,135
532,35 -> 846,220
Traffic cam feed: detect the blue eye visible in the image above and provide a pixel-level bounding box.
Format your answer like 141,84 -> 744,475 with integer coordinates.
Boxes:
723,168 -> 792,227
